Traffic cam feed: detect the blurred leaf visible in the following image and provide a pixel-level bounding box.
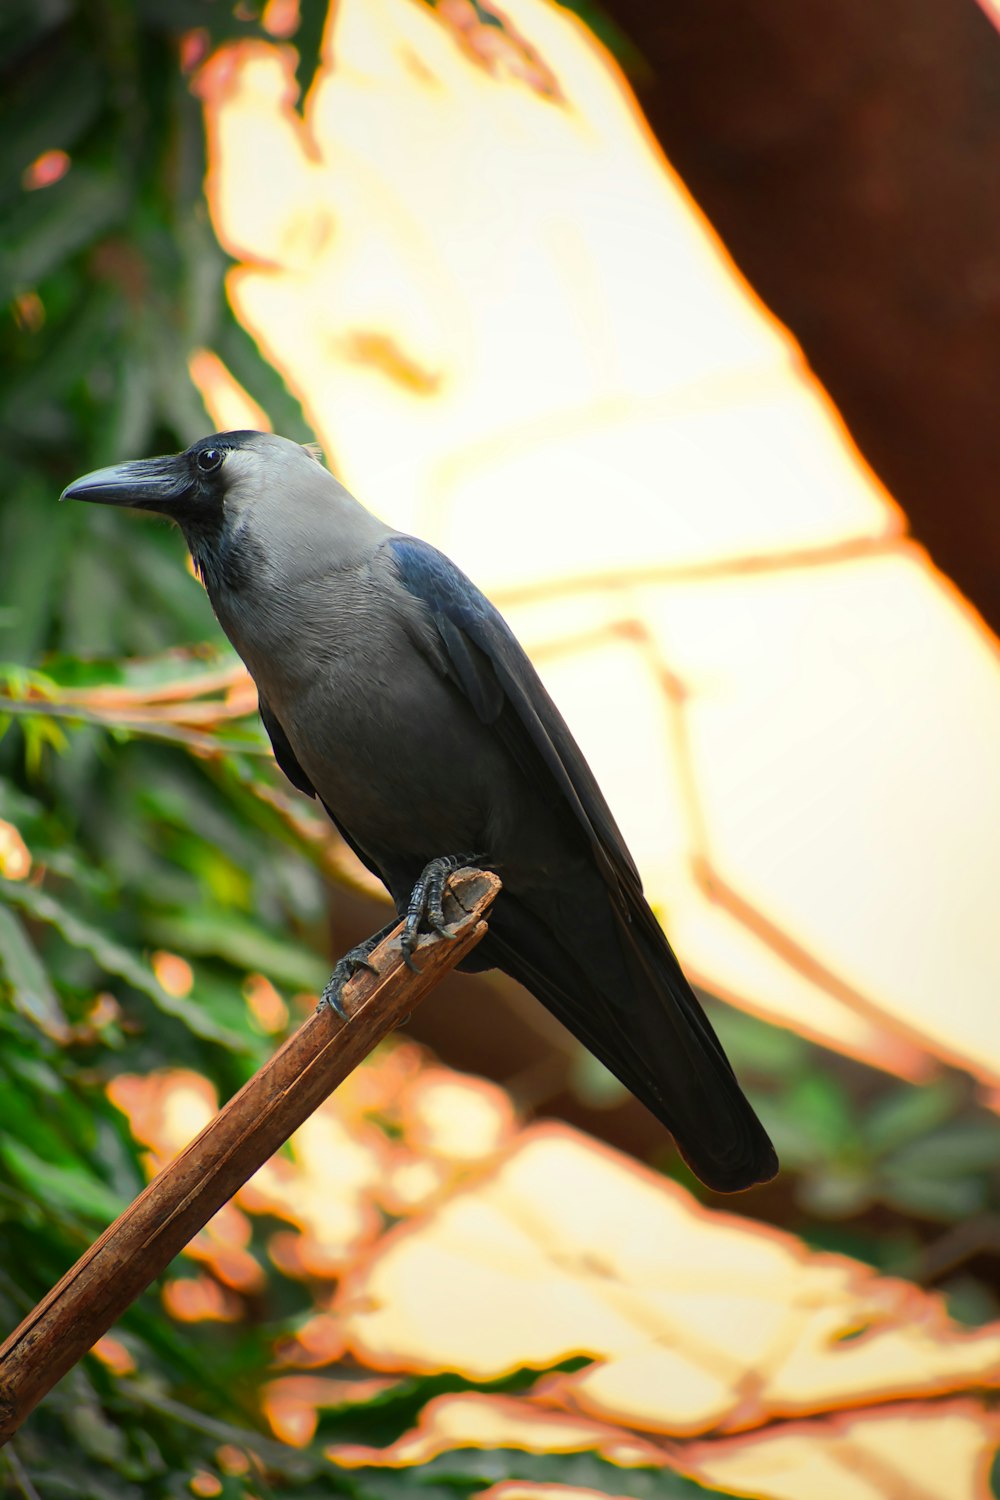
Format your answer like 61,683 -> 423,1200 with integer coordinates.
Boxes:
0,901 -> 68,1035
863,1079 -> 960,1157
569,1047 -> 629,1109
344,1448 -> 715,1497
0,877 -> 246,1046
879,1171 -> 986,1221
148,907 -> 329,993
0,39 -> 102,202
0,1137 -> 123,1221
0,166 -> 127,301
887,1120 -> 1000,1177
796,1164 -> 873,1219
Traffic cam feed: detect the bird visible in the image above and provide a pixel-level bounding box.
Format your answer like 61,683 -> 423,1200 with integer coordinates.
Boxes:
62,430 -> 778,1192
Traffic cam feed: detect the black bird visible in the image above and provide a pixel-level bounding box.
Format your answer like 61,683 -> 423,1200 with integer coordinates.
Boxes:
62,430 -> 778,1192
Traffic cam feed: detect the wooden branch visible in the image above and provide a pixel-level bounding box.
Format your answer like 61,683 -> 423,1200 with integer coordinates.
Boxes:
0,868 -> 501,1444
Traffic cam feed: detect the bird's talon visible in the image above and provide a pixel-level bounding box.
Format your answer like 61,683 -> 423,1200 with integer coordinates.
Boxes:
400,853 -> 482,957
317,984 -> 349,1021
320,920 -> 397,1018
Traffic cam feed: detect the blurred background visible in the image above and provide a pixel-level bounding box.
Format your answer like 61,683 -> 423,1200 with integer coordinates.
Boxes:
1,1 -> 999,1496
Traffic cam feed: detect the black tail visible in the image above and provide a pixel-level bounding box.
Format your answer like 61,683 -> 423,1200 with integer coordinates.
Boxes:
480,884 -> 778,1193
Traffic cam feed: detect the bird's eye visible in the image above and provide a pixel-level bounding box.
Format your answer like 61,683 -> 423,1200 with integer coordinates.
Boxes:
196,447 -> 224,474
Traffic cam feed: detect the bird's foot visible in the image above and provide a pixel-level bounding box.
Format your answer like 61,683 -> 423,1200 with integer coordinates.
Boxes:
318,921 -> 397,1019
401,854 -> 483,970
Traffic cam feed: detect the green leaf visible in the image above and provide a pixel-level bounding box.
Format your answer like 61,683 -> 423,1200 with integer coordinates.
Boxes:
148,907 -> 329,993
341,1448 -> 729,1498
703,1000 -> 808,1074
0,877 -> 246,1047
879,1170 -> 986,1221
0,901 -> 68,1036
886,1119 -> 1000,1177
0,165 -> 127,300
796,1164 -> 872,1219
569,1047 -> 629,1108
0,40 -> 102,205
863,1079 -> 959,1156
0,1137 -> 123,1222
293,0 -> 330,115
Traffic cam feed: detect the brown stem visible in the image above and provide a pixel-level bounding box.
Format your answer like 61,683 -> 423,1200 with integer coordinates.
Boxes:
0,867 -> 501,1443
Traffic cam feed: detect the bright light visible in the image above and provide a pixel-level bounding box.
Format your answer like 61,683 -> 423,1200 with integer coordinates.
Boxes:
194,0 -> 1000,1094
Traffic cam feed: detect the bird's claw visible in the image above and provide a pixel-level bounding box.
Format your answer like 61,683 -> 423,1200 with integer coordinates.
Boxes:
318,926 -> 394,1018
400,853 -> 482,969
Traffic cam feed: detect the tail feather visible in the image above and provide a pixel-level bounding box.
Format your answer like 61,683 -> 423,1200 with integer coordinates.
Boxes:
482,887 -> 777,1193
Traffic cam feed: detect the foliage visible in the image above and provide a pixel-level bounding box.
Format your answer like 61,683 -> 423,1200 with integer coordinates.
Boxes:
1,2 -> 999,1498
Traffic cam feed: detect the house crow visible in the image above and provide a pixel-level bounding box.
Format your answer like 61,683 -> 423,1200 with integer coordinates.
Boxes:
62,430 -> 778,1192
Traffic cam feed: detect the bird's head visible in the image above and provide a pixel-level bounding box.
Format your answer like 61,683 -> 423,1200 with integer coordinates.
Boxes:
60,430 -> 325,526
59,430 -> 382,594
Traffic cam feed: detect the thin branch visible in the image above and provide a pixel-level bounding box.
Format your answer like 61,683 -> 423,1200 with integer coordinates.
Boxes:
0,698 -> 268,757
0,868 -> 501,1444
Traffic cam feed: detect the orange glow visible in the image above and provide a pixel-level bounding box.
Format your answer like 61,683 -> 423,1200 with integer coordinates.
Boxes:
108,1069 -> 217,1171
189,1472 -> 222,1498
86,993 -> 121,1029
104,1046 -> 1000,1491
23,149 -> 70,190
179,29 -> 211,74
163,1274 -> 243,1323
263,1373 -> 398,1445
188,348 -> 271,434
262,0 -> 301,40
396,1068 -> 516,1162
682,1401 -> 1000,1500
151,950 -> 195,999
92,1335 -> 136,1376
474,1487 -> 622,1500
331,1390 -> 667,1469
195,0 -> 1000,1092
243,971 -> 289,1033
215,1446 -> 250,1476
11,291 -> 44,332
106,1048 -> 518,1326
329,1390 -> 1000,1500
0,819 -> 31,880
273,1310 -> 345,1369
338,1126 -> 1000,1434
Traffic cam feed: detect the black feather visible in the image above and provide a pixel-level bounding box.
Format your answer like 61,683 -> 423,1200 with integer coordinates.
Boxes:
387,535 -> 777,1191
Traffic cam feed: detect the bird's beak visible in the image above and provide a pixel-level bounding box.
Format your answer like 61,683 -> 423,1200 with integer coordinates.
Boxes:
60,454 -> 193,512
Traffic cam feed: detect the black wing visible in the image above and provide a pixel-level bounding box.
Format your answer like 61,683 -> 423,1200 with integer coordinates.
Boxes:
386,535 -> 778,1193
386,535 -> 640,903
258,692 -> 387,888
258,693 -> 316,798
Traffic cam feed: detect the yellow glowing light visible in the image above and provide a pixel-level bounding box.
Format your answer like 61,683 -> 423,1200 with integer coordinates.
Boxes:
188,348 -> 271,434
151,950 -> 195,999
243,971 -> 289,1033
338,1126 -> 1000,1434
189,1471 -> 223,1498
92,1335 -> 136,1376
215,1445 -> 251,1476
473,1487 -> 632,1500
163,1275 -> 242,1323
332,1390 -> 667,1469
398,1068 -> 516,1163
196,0 -> 1000,1091
0,820 -> 31,880
682,1401 -> 1000,1500
263,1374 -> 391,1446
262,0 -> 300,40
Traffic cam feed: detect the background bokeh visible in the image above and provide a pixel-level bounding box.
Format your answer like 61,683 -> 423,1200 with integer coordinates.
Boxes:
2,1 -> 999,1497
